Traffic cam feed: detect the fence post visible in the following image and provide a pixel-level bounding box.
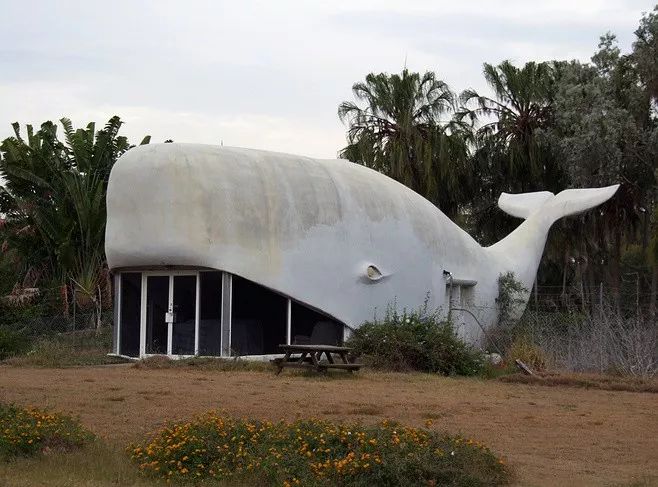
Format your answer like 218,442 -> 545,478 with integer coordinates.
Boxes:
599,282 -> 603,319
72,286 -> 76,331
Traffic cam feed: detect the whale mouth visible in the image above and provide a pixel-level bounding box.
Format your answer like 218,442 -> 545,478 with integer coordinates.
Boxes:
112,268 -> 345,359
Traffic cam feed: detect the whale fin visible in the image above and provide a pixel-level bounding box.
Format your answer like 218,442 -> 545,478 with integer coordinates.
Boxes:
498,185 -> 620,221
489,184 -> 620,323
499,191 -> 554,219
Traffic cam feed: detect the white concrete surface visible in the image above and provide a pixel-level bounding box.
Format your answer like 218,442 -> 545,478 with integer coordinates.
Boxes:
105,143 -> 618,342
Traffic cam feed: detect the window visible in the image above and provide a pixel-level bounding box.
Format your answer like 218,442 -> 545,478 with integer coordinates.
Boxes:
291,301 -> 343,346
231,275 -> 287,355
445,280 -> 476,311
117,270 -> 345,358
198,272 -> 222,356
460,285 -> 474,308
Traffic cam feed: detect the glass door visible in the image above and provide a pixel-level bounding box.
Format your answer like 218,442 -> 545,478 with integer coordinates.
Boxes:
144,273 -> 198,356
146,276 -> 169,354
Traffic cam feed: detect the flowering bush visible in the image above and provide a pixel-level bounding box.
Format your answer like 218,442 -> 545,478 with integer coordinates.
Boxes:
347,305 -> 485,375
0,403 -> 94,459
130,412 -> 510,486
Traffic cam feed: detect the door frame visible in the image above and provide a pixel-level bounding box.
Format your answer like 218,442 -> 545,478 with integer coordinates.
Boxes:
140,270 -> 200,358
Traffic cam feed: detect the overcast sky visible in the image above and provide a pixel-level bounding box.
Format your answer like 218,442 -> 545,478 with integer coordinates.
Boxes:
0,0 -> 654,158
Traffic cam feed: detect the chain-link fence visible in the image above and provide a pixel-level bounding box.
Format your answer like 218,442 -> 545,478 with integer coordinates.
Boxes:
0,311 -> 115,362
3,311 -> 113,337
486,303 -> 658,378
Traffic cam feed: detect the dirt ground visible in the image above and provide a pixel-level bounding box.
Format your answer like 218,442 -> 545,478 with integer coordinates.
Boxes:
0,365 -> 656,487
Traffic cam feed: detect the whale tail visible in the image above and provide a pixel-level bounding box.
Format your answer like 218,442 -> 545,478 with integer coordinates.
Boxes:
488,184 -> 620,310
498,185 -> 620,223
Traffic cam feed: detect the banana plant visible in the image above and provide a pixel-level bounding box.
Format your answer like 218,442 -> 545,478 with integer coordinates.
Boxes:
0,117 -> 149,315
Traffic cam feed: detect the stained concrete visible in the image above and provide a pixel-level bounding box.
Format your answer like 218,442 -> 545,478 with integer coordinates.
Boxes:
105,143 -> 618,342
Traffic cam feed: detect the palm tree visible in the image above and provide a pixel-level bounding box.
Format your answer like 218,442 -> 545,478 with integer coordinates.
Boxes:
338,69 -> 473,218
456,61 -> 570,247
460,61 -> 562,194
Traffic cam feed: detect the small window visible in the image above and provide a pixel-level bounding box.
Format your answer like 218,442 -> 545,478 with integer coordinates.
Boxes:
445,281 -> 476,311
460,286 -> 474,308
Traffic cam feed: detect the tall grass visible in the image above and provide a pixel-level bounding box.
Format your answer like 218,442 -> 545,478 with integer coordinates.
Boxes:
490,306 -> 658,378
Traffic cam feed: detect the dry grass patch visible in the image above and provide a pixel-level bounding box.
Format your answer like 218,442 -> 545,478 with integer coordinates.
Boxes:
345,404 -> 385,416
1,367 -> 656,486
498,371 -> 658,393
104,396 -> 125,402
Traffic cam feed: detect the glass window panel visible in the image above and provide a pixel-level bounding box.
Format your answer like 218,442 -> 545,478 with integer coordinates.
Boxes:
199,272 -> 222,356
231,275 -> 286,355
291,301 -> 343,346
119,273 -> 142,357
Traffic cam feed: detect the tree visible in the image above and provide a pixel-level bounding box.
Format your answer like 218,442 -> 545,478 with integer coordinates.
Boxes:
460,61 -> 564,193
338,69 -> 473,218
458,61 -> 567,245
633,6 -> 658,102
547,35 -> 656,311
0,117 -> 149,320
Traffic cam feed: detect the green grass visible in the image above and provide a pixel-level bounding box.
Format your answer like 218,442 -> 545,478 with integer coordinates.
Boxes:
2,328 -> 128,368
0,442 -> 159,487
132,355 -> 273,372
0,441 -> 312,487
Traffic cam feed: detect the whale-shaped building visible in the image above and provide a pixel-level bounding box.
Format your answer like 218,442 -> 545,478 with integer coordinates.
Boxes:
106,143 -> 618,358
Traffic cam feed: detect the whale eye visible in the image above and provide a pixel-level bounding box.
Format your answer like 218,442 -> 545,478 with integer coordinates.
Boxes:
366,265 -> 383,281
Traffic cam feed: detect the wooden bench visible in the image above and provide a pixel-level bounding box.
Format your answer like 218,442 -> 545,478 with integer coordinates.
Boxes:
271,344 -> 361,374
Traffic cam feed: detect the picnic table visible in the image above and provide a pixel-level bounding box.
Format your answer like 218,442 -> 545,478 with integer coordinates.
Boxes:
271,344 -> 361,374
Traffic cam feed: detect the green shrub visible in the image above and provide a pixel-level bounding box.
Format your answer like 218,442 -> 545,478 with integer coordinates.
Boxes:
0,403 -> 94,460
0,327 -> 31,360
347,306 -> 484,376
130,413 -> 510,486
